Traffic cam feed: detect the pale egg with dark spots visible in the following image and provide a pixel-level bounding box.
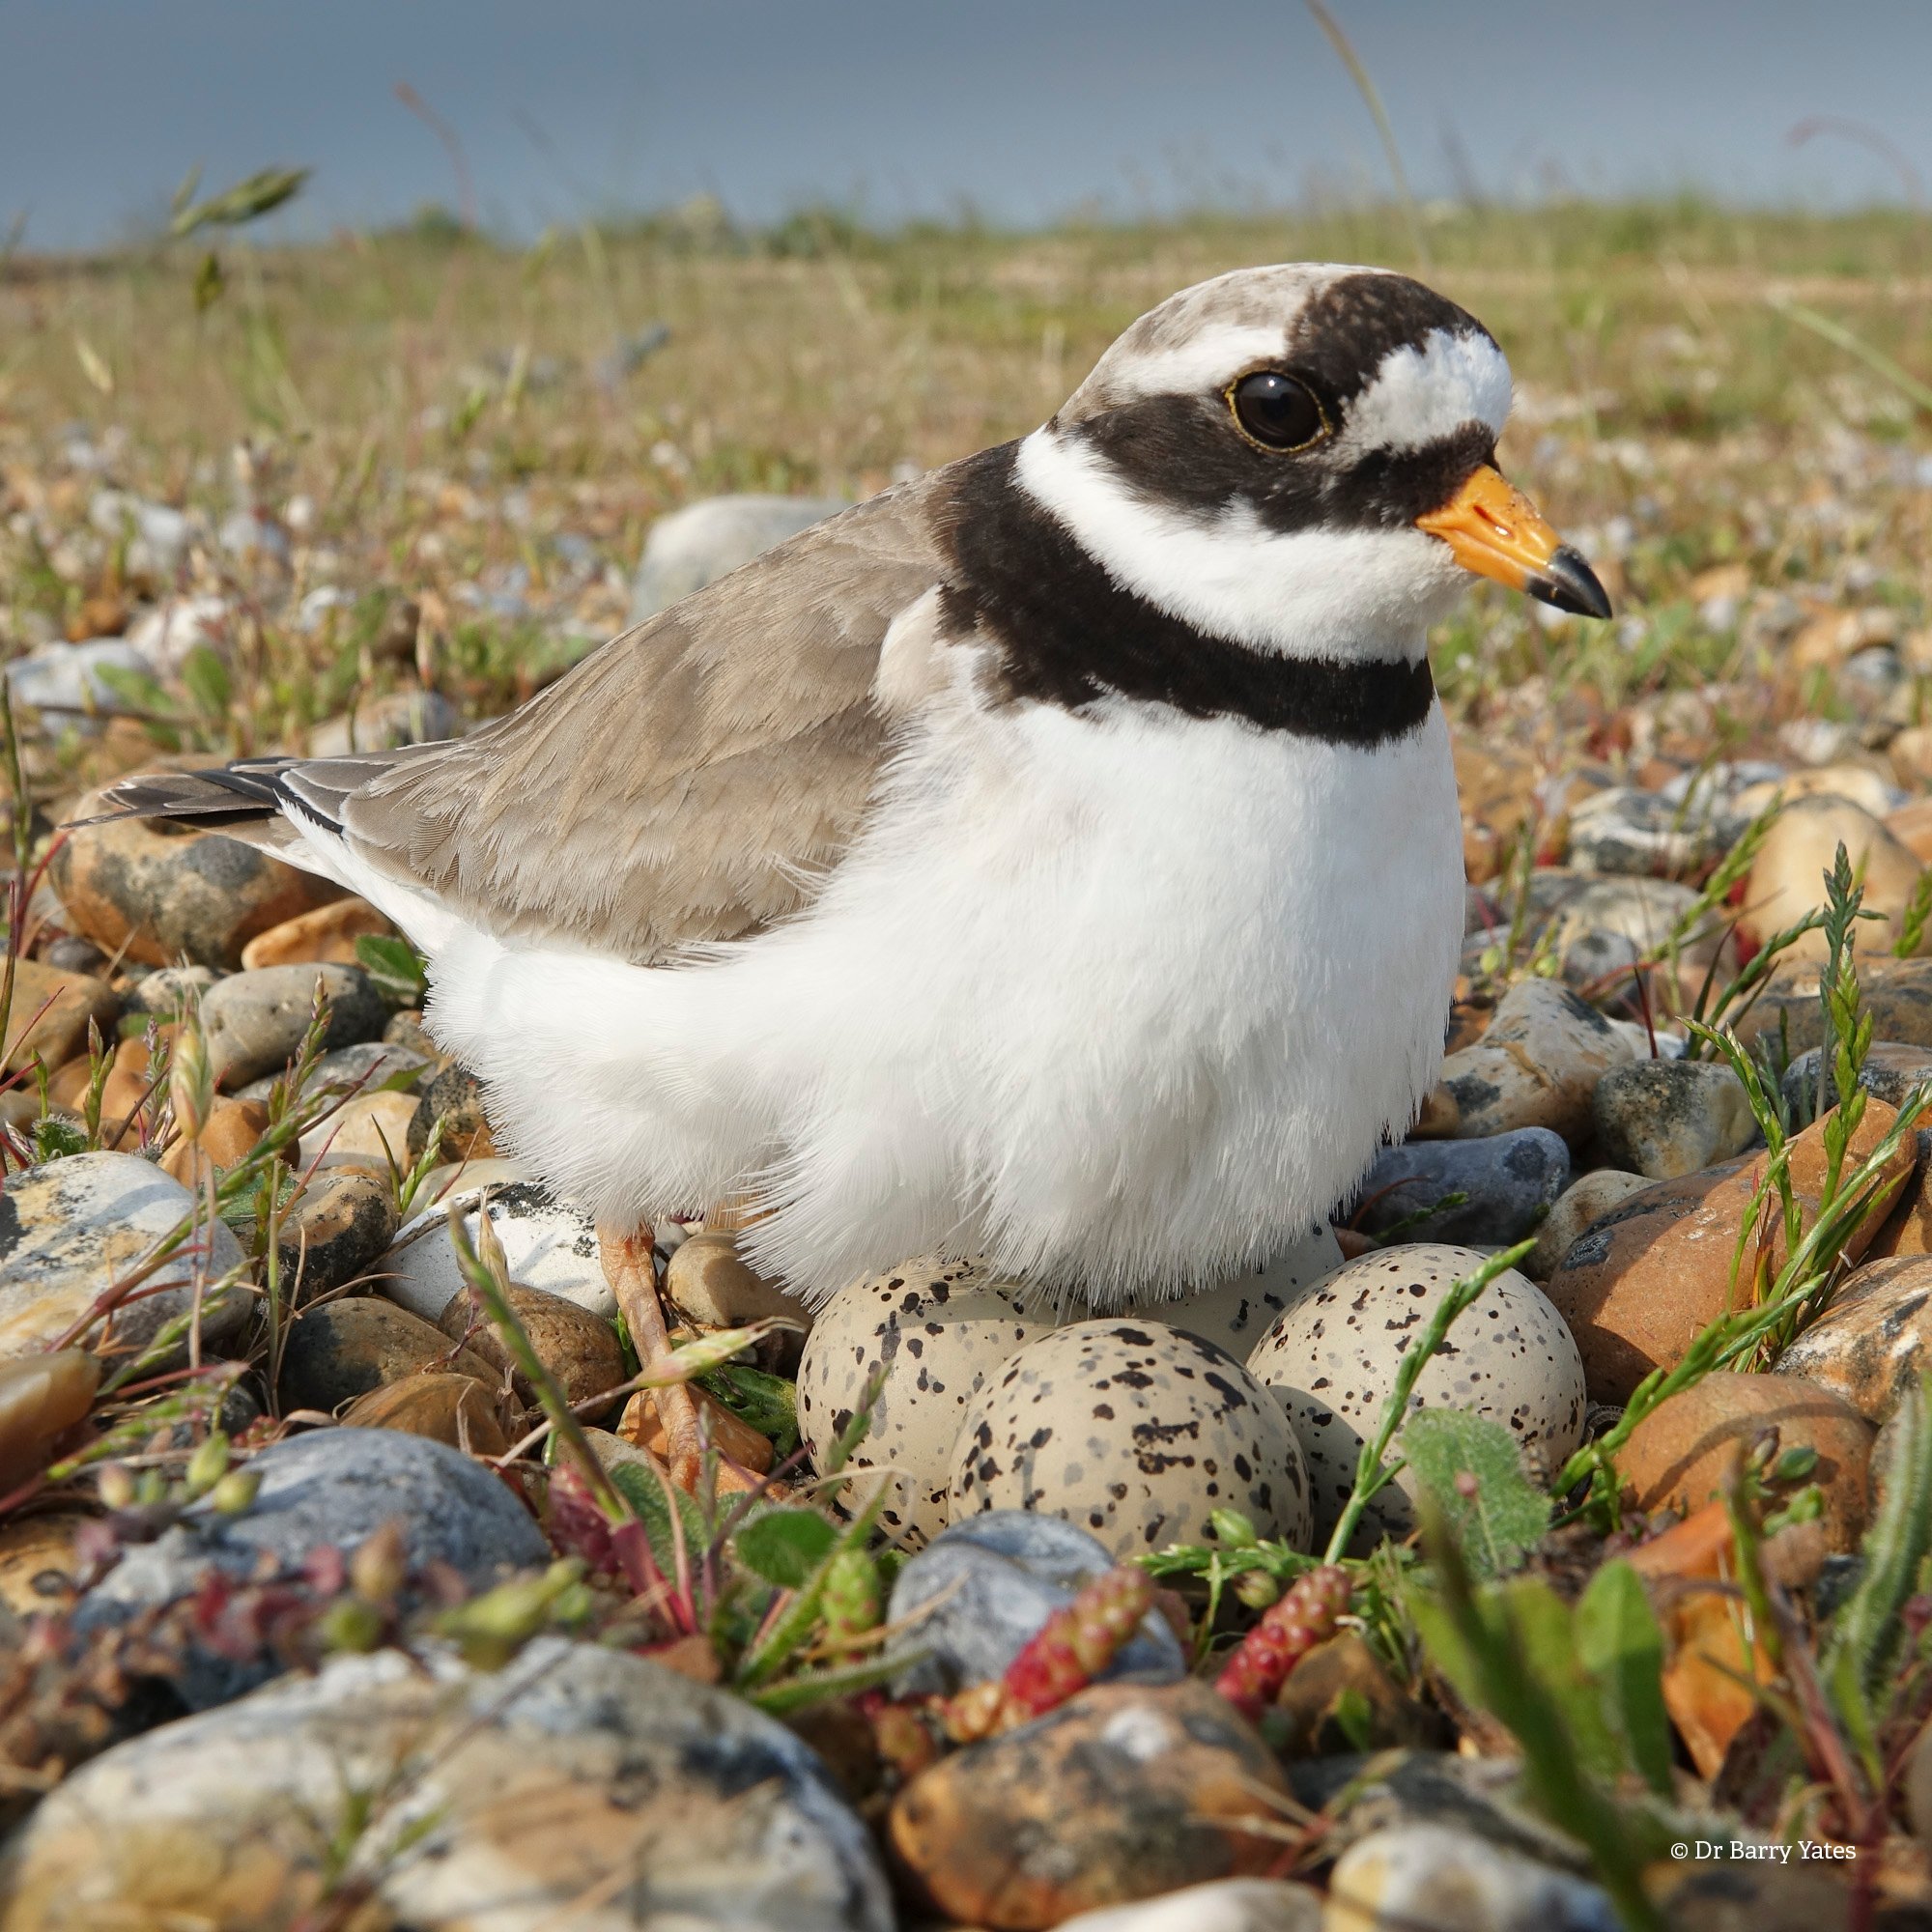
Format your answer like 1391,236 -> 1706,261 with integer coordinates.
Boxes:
1246,1242 -> 1585,1554
796,1255 -> 1058,1547
946,1318 -> 1311,1560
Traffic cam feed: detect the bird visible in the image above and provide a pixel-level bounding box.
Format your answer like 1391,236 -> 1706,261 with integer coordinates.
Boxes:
102,263 -> 1608,1476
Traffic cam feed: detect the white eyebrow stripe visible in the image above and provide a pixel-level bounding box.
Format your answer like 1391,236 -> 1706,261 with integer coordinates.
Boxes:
1097,325 -> 1293,403
1338,327 -> 1513,455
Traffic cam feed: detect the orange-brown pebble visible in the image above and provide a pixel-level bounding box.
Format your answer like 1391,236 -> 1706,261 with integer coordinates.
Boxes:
1614,1371 -> 1874,1551
890,1680 -> 1290,1927
240,897 -> 396,971
1545,1100 -> 1915,1403
160,1097 -> 276,1183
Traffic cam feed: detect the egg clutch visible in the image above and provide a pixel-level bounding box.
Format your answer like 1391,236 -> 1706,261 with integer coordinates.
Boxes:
795,1244 -> 1587,1558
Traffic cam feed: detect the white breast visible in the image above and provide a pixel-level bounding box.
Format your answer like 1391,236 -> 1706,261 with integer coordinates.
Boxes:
397,695 -> 1463,1304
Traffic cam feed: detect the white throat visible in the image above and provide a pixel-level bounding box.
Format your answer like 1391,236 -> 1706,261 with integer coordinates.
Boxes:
1012,429 -> 1466,665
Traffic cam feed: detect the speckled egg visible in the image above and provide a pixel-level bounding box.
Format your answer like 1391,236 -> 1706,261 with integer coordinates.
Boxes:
946,1318 -> 1312,1559
796,1255 -> 1059,1548
1245,1242 -> 1585,1554
1108,1225 -> 1345,1360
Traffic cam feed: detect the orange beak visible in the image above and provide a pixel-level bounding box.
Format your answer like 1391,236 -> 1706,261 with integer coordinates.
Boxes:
1416,464 -> 1611,619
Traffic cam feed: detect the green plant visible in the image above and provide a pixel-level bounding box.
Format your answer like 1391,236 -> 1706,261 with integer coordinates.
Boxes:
1408,1506 -> 1674,1932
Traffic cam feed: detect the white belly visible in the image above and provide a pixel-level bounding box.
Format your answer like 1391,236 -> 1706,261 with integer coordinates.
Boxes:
410,697 -> 1464,1304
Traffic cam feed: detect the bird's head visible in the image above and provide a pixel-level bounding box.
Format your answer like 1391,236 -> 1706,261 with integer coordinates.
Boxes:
1015,263 -> 1610,661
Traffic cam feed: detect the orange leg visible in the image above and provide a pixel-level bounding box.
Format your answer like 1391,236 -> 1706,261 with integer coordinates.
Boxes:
597,1221 -> 704,1492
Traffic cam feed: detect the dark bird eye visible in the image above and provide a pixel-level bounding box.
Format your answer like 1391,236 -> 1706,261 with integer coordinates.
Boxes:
1229,370 -> 1326,451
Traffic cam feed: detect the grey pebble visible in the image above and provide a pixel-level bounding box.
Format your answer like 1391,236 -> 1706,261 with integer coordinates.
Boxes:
886,1509 -> 1185,1698
76,1428 -> 549,1708
1352,1128 -> 1570,1245
203,963 -> 387,1088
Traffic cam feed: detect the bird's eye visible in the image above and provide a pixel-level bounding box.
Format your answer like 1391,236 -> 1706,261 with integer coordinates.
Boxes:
1228,370 -> 1327,452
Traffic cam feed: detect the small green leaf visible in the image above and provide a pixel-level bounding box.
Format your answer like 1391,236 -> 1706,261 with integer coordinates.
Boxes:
355,932 -> 427,1003
30,1114 -> 87,1162
733,1506 -> 838,1589
608,1460 -> 706,1574
699,1362 -> 799,1455
1401,1407 -> 1550,1577
1575,1558 -> 1673,1795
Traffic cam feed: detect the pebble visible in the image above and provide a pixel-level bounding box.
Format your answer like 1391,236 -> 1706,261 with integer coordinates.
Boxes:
1272,1631 -> 1438,1755
276,1294 -> 498,1415
891,1680 -> 1291,1929
1566,783 -> 1742,878
76,1428 -> 549,1707
1111,1225 -> 1344,1359
623,1383 -> 773,1476
664,1227 -> 812,1329
0,1152 -> 248,1365
124,592 -> 232,674
1744,793 -> 1924,958
121,963 -> 215,1017
0,1510 -> 88,1615
949,1318 -> 1312,1558
304,686 -> 459,756
1351,1127 -> 1570,1247
1590,1057 -> 1758,1179
340,1370 -> 518,1455
1522,1169 -> 1650,1279
1660,1861 -> 1857,1932
1,1639 -> 894,1930
439,1279 -> 626,1411
0,1350 -> 99,1491
1287,1747 -> 1586,1871
1776,1256 -> 1932,1422
1324,1825 -> 1617,1932
885,1509 -> 1186,1698
274,1167 -> 400,1297
1057,1881 -> 1322,1932
88,488 -> 194,580
0,960 -> 118,1076
234,1037 -> 430,1104
1545,1100 -> 1915,1403
406,1060 -> 495,1160
1435,979 -> 1632,1144
797,1255 -> 1059,1546
298,1087 -> 419,1172
238,895 -> 394,969
51,805 -> 344,971
1779,1037 -> 1932,1116
202,962 -> 387,1088
157,1097 -> 274,1184
382,1179 -> 616,1322
1735,956 -> 1932,1060
630,493 -> 848,621
1247,1245 -> 1585,1552
4,639 -> 150,727
1614,1371 -> 1873,1551
1541,873 -> 1715,988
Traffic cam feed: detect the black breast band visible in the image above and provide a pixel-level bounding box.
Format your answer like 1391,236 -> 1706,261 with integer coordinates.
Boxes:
937,442 -> 1435,749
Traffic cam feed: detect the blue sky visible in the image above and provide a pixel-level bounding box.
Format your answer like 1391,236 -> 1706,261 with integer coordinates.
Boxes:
6,1 -> 1932,248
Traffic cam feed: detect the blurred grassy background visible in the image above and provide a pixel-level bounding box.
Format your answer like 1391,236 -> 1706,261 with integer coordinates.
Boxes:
5,197 -> 1932,783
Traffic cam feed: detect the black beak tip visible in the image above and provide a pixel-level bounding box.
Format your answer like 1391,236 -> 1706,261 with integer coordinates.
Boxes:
1528,545 -> 1613,622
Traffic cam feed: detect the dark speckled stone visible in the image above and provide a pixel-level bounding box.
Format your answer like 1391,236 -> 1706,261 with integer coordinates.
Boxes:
1351,1128 -> 1569,1245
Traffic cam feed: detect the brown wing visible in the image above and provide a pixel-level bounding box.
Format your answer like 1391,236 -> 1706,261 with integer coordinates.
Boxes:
340,480 -> 949,963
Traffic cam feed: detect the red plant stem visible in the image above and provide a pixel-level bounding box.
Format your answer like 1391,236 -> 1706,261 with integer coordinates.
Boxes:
1214,1564 -> 1351,1721
943,1564 -> 1155,1741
